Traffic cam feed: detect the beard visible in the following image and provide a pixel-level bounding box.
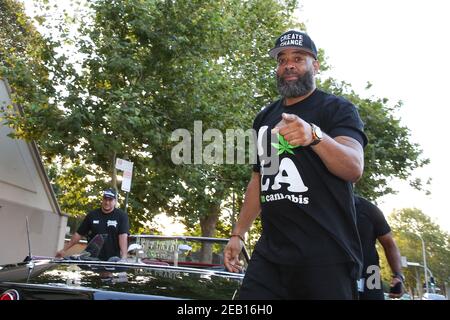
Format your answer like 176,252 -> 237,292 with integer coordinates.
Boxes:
277,69 -> 315,98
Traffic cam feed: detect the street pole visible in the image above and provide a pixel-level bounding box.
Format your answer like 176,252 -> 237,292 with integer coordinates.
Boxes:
416,233 -> 429,294
414,268 -> 420,299
124,191 -> 129,214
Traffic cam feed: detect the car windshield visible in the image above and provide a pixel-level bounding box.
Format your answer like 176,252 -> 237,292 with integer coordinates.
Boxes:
129,235 -> 248,272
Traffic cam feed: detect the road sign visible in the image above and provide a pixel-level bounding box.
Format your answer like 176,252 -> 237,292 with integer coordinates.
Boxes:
121,170 -> 132,192
115,158 -> 133,172
401,256 -> 408,268
115,158 -> 133,192
407,262 -> 421,267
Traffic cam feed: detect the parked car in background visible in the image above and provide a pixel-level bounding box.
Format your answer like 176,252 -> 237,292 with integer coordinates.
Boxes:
0,235 -> 249,300
384,292 -> 412,300
422,293 -> 447,300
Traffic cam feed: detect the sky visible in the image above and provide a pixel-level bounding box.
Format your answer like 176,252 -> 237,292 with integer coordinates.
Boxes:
299,0 -> 450,232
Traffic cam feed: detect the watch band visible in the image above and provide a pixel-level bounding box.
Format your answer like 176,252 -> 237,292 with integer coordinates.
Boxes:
230,234 -> 245,242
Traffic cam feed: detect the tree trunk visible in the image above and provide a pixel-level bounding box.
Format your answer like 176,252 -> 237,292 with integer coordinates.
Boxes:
199,202 -> 220,263
111,151 -> 117,191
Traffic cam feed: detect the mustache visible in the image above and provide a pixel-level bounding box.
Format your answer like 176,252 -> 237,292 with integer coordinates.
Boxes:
281,70 -> 299,77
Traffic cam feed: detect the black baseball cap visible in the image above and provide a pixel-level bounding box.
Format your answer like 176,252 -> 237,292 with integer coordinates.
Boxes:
269,30 -> 318,60
103,188 -> 117,199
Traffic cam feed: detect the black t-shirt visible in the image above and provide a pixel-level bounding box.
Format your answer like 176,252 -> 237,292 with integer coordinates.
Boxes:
77,208 -> 129,261
355,195 -> 391,276
252,89 -> 367,277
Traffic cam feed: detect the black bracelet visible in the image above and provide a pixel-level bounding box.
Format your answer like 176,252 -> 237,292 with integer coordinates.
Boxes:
230,234 -> 245,242
392,272 -> 405,282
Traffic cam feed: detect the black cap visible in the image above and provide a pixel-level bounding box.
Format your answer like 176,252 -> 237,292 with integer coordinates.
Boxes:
103,188 -> 117,199
269,30 -> 317,60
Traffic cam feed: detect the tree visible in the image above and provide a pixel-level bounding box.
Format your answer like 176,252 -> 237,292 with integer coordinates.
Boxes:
378,208 -> 450,297
0,0 -> 60,140
123,0 -> 300,249
1,0 -> 130,219
2,0 -> 300,235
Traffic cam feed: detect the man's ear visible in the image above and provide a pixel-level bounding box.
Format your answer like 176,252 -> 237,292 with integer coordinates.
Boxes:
313,60 -> 320,75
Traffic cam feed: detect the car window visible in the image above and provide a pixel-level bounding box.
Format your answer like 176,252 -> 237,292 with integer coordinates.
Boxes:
130,236 -> 247,272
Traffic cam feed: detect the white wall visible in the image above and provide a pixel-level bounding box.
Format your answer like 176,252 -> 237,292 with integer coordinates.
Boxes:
0,78 -> 67,264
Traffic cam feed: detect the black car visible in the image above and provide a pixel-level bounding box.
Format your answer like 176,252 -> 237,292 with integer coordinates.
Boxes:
0,235 -> 249,300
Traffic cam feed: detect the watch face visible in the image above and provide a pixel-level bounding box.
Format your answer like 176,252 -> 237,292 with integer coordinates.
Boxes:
314,125 -> 323,139
309,123 -> 322,146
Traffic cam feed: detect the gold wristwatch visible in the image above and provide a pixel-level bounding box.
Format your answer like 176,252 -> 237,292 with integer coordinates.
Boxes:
309,123 -> 323,146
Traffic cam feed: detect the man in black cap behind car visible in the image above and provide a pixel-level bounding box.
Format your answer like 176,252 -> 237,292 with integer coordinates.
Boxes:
56,188 -> 130,261
224,30 -> 367,299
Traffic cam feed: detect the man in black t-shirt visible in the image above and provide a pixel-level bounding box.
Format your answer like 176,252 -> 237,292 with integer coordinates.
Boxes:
224,30 -> 367,299
355,195 -> 405,300
56,188 -> 130,261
